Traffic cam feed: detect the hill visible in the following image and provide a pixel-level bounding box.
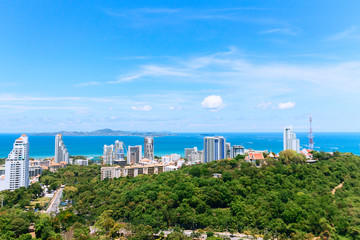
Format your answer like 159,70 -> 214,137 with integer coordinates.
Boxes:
1,151 -> 360,239
31,128 -> 174,137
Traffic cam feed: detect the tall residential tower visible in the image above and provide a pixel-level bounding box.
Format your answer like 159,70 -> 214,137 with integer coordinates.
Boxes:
283,126 -> 300,153
5,134 -> 30,190
127,145 -> 142,165
144,137 -> 154,160
204,136 -> 226,163
55,134 -> 69,164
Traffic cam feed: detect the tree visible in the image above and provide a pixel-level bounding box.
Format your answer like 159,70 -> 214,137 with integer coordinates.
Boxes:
35,214 -> 55,240
278,150 -> 306,165
94,210 -> 116,236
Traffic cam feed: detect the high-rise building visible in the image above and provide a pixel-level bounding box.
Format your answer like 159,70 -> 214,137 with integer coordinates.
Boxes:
144,137 -> 154,160
232,145 -> 245,157
184,148 -> 195,160
185,147 -> 204,163
127,145 -> 142,165
55,134 -> 69,164
114,140 -> 126,165
204,136 -> 226,163
5,134 -> 30,190
225,143 -> 231,158
283,126 -> 300,153
103,144 -> 114,165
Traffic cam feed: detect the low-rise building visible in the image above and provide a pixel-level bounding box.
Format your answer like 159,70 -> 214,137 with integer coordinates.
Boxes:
101,166 -> 122,180
122,164 -> 164,177
49,162 -> 67,172
29,166 -> 43,177
75,159 -> 88,166
245,152 -> 265,165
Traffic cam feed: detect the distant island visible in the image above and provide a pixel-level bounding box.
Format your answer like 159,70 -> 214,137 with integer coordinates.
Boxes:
31,128 -> 175,137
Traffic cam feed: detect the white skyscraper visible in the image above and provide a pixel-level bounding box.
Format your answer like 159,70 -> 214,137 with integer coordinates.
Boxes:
144,137 -> 154,160
5,134 -> 30,190
225,142 -> 231,158
232,145 -> 245,157
55,134 -> 69,164
283,126 -> 300,153
103,144 -> 114,165
127,145 -> 142,165
204,136 -> 226,163
114,140 -> 126,165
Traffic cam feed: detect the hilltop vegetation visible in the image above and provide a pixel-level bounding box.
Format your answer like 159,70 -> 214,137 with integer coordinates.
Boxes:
1,151 -> 360,239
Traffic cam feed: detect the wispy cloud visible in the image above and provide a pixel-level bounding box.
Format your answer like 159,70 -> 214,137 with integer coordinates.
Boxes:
108,65 -> 190,84
131,105 -> 152,111
75,81 -> 100,87
103,7 -> 277,27
257,102 -> 272,110
0,105 -> 88,110
260,28 -> 299,35
327,26 -> 360,41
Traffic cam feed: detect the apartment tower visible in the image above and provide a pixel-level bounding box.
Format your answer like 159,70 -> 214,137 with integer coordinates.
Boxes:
5,134 -> 30,190
204,136 -> 226,163
55,134 -> 69,164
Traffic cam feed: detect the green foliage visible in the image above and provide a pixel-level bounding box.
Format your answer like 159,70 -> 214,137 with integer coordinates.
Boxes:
35,214 -> 57,240
278,149 -> 306,164
53,154 -> 360,239
2,152 -> 360,239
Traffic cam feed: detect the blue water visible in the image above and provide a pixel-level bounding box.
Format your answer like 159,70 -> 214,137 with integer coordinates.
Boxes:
0,133 -> 360,159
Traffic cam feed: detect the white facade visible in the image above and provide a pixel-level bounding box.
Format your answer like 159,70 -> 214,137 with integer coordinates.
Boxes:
4,134 -> 30,190
204,136 -> 226,163
283,126 -> 300,153
225,143 -> 231,158
55,134 -> 69,164
232,145 -> 245,157
185,147 -> 204,163
103,144 -> 114,165
114,140 -> 125,165
75,159 -> 89,166
103,140 -> 126,166
127,145 -> 142,165
161,153 -> 181,163
144,137 -> 154,160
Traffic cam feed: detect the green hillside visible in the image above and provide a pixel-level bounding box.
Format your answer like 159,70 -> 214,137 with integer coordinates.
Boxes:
1,151 -> 360,239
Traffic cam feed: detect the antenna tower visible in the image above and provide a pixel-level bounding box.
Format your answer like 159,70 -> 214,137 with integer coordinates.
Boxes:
308,115 -> 314,150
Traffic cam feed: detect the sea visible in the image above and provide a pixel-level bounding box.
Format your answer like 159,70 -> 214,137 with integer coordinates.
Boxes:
0,132 -> 360,159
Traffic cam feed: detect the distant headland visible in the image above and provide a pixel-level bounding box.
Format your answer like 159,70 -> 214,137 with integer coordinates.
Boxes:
31,128 -> 175,137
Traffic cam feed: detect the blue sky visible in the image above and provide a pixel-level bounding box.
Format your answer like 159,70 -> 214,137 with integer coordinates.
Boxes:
0,0 -> 360,133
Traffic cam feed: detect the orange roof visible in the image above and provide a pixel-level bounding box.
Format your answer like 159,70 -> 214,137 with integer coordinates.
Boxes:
248,152 -> 264,160
40,166 -> 49,170
16,137 -> 23,141
21,134 -> 27,137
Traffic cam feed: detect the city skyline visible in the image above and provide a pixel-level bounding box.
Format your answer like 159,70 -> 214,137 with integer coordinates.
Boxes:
1,1 -> 360,133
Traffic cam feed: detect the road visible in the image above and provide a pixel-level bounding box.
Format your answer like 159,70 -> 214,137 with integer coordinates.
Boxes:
45,187 -> 63,214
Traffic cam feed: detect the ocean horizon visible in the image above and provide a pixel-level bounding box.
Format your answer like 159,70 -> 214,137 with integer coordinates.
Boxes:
1,132 -> 360,159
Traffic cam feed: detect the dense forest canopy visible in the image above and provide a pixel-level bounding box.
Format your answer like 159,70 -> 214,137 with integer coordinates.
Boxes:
1,151 -> 360,239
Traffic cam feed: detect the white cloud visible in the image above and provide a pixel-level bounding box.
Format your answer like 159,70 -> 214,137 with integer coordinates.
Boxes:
201,95 -> 225,111
327,26 -> 360,41
75,81 -> 100,87
260,28 -> 298,35
169,106 -> 175,110
110,116 -> 117,120
257,102 -> 272,110
131,105 -> 152,111
278,101 -> 295,109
